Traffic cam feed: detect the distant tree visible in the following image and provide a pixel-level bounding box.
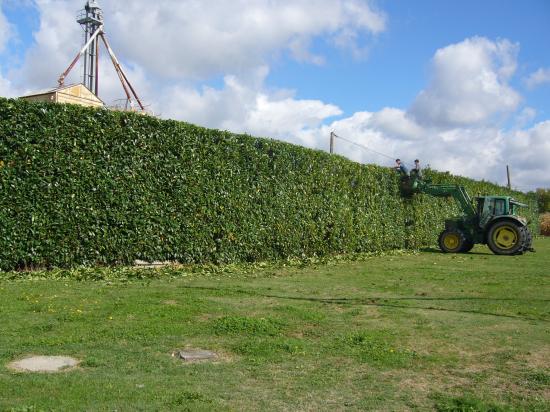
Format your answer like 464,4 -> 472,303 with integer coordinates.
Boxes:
534,188 -> 550,213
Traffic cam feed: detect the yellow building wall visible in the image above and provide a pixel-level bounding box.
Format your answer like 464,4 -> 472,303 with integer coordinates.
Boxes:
56,84 -> 104,108
56,93 -> 104,108
21,94 -> 56,104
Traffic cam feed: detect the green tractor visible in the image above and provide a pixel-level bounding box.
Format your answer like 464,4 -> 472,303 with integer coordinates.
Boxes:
402,171 -> 534,255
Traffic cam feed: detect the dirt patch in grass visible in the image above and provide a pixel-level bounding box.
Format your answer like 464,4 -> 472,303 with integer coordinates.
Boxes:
392,368 -> 469,396
461,361 -> 494,374
196,313 -> 220,322
523,347 -> 550,369
441,358 -> 550,404
395,372 -> 433,393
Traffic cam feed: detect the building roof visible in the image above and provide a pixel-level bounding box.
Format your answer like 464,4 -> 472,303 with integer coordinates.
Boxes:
20,83 -> 81,98
20,83 -> 104,104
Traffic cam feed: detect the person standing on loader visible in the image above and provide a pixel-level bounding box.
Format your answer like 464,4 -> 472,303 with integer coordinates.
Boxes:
411,159 -> 423,179
394,159 -> 408,176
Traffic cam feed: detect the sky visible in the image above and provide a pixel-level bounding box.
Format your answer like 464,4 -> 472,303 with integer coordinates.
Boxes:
0,0 -> 549,190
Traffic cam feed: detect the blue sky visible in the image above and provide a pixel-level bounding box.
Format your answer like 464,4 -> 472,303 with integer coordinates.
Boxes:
0,0 -> 549,189
268,0 -> 550,119
0,1 -> 38,61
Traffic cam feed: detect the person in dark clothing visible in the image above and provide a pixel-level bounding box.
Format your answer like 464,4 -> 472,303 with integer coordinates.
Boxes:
394,159 -> 408,176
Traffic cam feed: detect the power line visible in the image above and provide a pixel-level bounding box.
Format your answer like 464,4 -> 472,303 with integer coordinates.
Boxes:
332,133 -> 402,163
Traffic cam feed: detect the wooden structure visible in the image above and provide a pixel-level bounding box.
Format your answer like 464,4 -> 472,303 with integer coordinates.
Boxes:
19,84 -> 104,109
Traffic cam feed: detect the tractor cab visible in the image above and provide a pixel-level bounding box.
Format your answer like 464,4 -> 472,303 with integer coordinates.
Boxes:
475,196 -> 528,229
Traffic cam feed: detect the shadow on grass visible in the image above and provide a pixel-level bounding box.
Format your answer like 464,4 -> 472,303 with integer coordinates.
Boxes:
179,285 -> 550,323
420,247 -> 492,256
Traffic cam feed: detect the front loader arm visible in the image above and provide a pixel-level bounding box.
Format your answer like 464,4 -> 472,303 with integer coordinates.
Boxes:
411,179 -> 477,219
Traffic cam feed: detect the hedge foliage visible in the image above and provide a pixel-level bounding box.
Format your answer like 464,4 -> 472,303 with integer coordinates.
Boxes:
0,98 -> 538,270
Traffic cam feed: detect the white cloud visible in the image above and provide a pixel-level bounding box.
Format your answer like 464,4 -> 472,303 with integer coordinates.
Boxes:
100,0 -> 385,79
95,55 -> 152,110
0,3 -> 12,53
369,108 -> 424,140
0,71 -> 16,96
409,37 -> 521,128
524,68 -> 550,90
158,67 -> 342,144
514,107 -> 536,129
503,121 -> 550,189
11,0 -> 83,93
0,1 -> 17,98
245,95 -> 341,139
288,37 -> 325,65
314,109 -> 505,180
7,0 -> 386,104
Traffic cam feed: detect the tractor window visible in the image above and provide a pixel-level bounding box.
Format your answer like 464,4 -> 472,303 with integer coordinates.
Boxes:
477,198 -> 485,216
494,199 -> 506,216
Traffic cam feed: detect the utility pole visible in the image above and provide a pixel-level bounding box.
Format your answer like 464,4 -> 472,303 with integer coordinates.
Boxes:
330,131 -> 335,154
506,165 -> 511,190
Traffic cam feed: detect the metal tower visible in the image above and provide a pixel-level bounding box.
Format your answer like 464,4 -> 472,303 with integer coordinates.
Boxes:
77,0 -> 103,96
58,1 -> 145,112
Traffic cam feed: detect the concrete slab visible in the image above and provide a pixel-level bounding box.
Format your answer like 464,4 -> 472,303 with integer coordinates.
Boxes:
178,350 -> 218,362
7,356 -> 79,373
133,260 -> 174,269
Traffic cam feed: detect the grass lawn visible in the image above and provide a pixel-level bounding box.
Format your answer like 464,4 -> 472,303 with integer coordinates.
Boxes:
1,239 -> 549,411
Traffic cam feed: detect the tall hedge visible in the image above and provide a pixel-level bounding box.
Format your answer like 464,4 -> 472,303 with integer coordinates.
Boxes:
0,98 -> 538,270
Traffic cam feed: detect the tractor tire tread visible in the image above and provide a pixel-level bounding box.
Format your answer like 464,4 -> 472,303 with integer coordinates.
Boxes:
438,229 -> 467,254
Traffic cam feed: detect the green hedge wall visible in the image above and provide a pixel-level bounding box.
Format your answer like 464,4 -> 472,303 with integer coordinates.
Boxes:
0,98 -> 538,270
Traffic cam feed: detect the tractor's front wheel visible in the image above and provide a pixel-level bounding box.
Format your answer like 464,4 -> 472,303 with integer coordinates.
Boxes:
438,229 -> 466,253
487,220 -> 526,255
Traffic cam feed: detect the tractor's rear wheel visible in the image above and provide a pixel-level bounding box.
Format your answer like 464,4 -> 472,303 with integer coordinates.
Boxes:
438,229 -> 466,253
521,226 -> 534,252
487,221 -> 526,255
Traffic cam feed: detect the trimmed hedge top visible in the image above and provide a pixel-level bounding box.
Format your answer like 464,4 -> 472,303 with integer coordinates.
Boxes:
0,98 -> 538,270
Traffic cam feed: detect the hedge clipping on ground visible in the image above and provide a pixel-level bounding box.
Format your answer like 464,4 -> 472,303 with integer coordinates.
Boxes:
0,98 -> 538,270
541,214 -> 550,236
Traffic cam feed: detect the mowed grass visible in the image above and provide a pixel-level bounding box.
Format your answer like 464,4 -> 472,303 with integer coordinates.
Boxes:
1,239 -> 549,411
